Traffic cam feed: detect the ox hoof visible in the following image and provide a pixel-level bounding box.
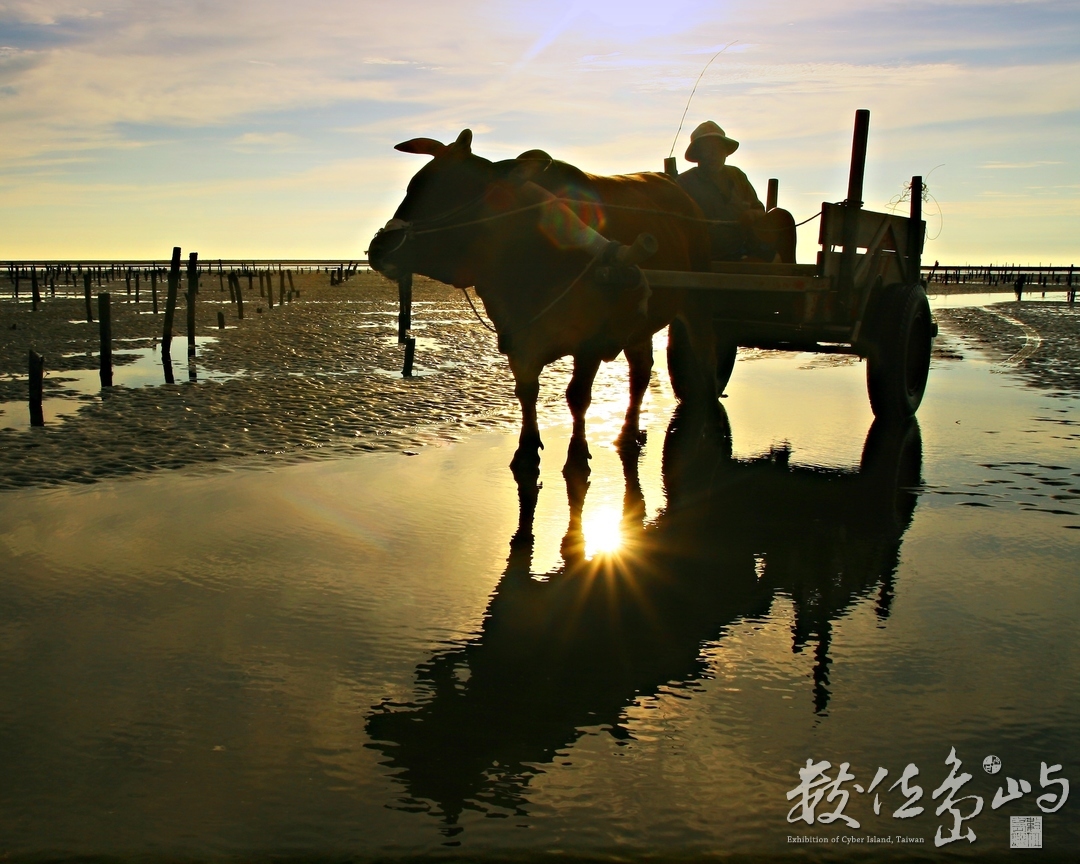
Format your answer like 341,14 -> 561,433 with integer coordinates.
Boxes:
616,425 -> 646,451
510,446 -> 542,478
566,435 -> 592,463
562,453 -> 592,483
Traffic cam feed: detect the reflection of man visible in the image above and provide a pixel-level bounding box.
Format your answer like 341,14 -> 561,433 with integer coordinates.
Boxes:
677,121 -> 794,262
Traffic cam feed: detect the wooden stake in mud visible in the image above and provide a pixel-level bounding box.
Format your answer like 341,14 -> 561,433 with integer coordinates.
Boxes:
135,270 -> 140,304
267,273 -> 274,309
83,271 -> 94,323
187,252 -> 198,356
31,267 -> 41,311
152,269 -> 159,314
402,336 -> 416,378
287,270 -> 294,293
766,178 -> 779,211
28,350 -> 45,427
98,293 -> 113,387
217,310 -> 225,329
233,273 -> 245,320
397,273 -> 412,344
279,271 -> 285,305
162,246 -> 181,356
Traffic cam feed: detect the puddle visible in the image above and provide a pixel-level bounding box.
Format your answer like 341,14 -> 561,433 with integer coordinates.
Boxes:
928,289 -> 1073,308
372,367 -> 439,379
382,335 -> 444,352
0,336 -> 243,430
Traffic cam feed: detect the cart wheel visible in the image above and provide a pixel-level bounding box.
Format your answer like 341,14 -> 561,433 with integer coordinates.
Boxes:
666,317 -> 694,402
667,318 -> 737,401
866,282 -> 933,419
715,337 -> 737,394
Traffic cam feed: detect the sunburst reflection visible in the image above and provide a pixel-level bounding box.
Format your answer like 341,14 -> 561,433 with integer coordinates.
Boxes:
582,504 -> 623,558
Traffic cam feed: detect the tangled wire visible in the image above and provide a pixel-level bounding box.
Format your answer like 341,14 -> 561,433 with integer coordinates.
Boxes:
886,167 -> 944,241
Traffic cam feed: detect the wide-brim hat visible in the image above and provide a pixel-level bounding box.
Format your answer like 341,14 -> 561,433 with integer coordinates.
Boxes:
685,121 -> 739,162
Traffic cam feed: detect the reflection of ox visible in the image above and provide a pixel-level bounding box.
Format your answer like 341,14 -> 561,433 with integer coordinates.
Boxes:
365,412 -> 923,828
367,129 -> 717,472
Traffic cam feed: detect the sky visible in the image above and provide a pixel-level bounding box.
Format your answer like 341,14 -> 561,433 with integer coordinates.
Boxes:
0,0 -> 1077,264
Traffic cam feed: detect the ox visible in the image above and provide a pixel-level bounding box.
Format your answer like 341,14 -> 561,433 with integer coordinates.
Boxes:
367,129 -> 718,473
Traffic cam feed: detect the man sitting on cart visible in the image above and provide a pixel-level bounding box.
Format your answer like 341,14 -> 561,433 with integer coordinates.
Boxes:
677,121 -> 795,263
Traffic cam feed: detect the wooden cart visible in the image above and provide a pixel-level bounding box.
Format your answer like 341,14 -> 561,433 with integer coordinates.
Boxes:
633,110 -> 936,419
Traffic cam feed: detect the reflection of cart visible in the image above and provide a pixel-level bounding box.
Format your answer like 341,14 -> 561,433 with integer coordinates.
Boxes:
647,110 -> 936,419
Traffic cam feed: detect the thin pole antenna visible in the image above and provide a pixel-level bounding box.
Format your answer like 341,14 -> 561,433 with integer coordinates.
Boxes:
668,41 -> 738,159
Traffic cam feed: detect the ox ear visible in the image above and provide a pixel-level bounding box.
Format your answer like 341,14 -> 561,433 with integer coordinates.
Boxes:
394,137 -> 447,157
451,128 -> 473,154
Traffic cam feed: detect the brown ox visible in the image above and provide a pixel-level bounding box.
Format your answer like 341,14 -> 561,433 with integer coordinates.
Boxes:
367,129 -> 717,473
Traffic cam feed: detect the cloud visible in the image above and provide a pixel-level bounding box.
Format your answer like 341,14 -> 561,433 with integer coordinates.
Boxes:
230,131 -> 302,152
0,0 -> 1077,259
981,160 -> 1065,169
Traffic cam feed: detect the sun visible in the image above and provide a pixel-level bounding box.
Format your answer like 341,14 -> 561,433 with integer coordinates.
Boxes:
583,505 -> 623,558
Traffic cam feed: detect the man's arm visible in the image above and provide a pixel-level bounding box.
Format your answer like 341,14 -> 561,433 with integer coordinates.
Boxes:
727,166 -> 765,213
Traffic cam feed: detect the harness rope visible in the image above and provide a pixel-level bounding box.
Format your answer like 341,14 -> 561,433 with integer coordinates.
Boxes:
459,285 -> 496,333
459,256 -> 597,337
409,197 -> 823,236
396,194 -> 825,335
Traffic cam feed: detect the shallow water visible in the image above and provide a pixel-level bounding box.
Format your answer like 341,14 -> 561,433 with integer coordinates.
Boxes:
0,302 -> 1077,862
0,337 -> 237,430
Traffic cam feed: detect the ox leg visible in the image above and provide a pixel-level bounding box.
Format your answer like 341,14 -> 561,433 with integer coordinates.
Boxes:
619,338 -> 653,446
566,354 -> 601,466
510,361 -> 544,476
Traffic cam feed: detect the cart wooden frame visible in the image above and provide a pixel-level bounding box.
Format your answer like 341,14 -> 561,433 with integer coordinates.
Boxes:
631,110 -> 936,420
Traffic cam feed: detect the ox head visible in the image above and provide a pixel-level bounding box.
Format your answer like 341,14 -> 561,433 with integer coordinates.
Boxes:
369,130 -> 496,285
368,130 -> 551,286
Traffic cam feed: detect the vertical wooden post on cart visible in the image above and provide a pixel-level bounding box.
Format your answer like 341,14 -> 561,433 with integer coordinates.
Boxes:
766,178 -> 779,212
838,109 -> 870,316
908,176 -> 923,283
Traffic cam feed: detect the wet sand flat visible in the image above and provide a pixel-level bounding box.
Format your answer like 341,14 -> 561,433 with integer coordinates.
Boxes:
0,272 -> 547,488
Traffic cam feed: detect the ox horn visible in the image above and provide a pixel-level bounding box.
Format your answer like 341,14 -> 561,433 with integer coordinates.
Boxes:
615,233 -> 659,267
394,138 -> 447,157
